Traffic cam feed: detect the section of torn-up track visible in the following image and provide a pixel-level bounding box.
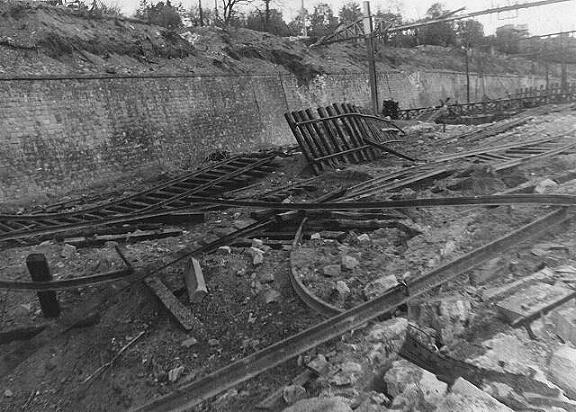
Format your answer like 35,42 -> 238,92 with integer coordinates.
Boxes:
132,206 -> 570,411
0,151 -> 278,244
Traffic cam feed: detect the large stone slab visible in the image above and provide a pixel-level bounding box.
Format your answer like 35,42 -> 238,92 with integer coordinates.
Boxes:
549,345 -> 576,400
451,378 -> 513,411
282,396 -> 352,412
496,282 -> 576,325
548,303 -> 576,346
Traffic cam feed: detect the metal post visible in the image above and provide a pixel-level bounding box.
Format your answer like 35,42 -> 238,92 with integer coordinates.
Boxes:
465,46 -> 470,104
26,253 -> 60,318
199,0 -> 204,26
363,1 -> 379,114
561,33 -> 568,95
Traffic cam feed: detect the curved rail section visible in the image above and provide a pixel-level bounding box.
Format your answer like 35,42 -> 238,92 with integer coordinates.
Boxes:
132,207 -> 570,412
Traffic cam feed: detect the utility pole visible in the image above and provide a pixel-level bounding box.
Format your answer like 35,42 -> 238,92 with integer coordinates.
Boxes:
199,0 -> 204,26
363,1 -> 379,114
264,0 -> 271,32
465,46 -> 470,103
561,32 -> 568,93
465,27 -> 471,104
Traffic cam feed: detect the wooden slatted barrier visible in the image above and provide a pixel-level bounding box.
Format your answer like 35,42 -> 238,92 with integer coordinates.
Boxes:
285,103 -> 410,174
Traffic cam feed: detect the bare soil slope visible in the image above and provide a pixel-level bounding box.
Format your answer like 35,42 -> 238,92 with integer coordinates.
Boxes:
0,1 -> 563,80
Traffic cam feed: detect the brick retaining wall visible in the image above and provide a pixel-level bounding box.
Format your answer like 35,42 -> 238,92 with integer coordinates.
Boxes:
0,70 -> 551,204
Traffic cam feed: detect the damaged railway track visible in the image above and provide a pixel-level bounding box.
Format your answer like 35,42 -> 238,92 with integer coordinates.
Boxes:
0,152 -> 278,243
4,105 -> 576,412
133,206 -> 571,411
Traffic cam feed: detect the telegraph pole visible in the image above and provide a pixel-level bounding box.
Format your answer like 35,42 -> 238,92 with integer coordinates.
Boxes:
363,1 -> 379,114
199,0 -> 204,26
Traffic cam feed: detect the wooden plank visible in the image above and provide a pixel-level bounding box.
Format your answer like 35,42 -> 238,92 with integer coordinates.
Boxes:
293,110 -> 328,168
184,258 -> 208,304
144,276 -> 206,336
305,108 -> 338,169
317,106 -> 351,164
332,103 -> 368,162
284,112 -> 320,174
324,105 -> 361,163
341,103 -> 372,161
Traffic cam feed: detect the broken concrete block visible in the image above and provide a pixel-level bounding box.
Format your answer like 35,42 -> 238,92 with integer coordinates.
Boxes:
330,361 -> 363,386
307,355 -> 331,376
249,247 -> 265,265
549,345 -> 576,399
367,318 -> 408,343
217,246 -> 232,254
451,378 -> 513,411
61,243 -> 77,259
323,264 -> 341,277
233,218 -> 257,229
548,304 -> 576,346
282,384 -> 307,405
341,255 -> 359,270
168,366 -> 185,383
310,233 -> 322,240
390,383 -> 427,411
282,397 -> 352,412
496,282 -> 576,325
409,296 -> 472,345
251,238 -> 264,248
534,178 -> 558,194
181,337 -> 198,348
335,281 -> 350,298
470,333 -> 540,376
435,392 -> 511,412
363,275 -> 397,301
384,359 -> 447,401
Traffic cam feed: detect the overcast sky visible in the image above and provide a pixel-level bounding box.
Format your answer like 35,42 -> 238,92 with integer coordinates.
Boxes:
119,0 -> 576,36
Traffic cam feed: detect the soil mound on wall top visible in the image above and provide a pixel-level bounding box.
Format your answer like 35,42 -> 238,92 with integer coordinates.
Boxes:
0,1 -> 563,80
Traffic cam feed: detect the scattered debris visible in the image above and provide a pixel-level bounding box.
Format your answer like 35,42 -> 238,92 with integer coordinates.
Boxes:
168,366 -> 185,383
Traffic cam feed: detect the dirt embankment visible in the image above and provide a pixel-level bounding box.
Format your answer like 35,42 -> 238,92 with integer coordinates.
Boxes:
0,1 -> 568,81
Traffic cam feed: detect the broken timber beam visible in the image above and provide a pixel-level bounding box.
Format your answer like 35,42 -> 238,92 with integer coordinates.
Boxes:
144,276 -> 206,337
184,258 -> 208,304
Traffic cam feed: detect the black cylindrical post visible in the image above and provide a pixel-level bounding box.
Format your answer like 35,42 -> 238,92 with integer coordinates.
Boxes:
26,253 -> 60,318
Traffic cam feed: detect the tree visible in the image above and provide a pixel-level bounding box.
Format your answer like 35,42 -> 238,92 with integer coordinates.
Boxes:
308,3 -> 338,38
186,3 -> 216,26
287,14 -> 307,37
246,8 -> 289,35
338,2 -> 362,26
415,2 -> 457,47
456,19 -> 484,48
220,0 -> 253,24
135,0 -> 182,29
493,25 -> 528,54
